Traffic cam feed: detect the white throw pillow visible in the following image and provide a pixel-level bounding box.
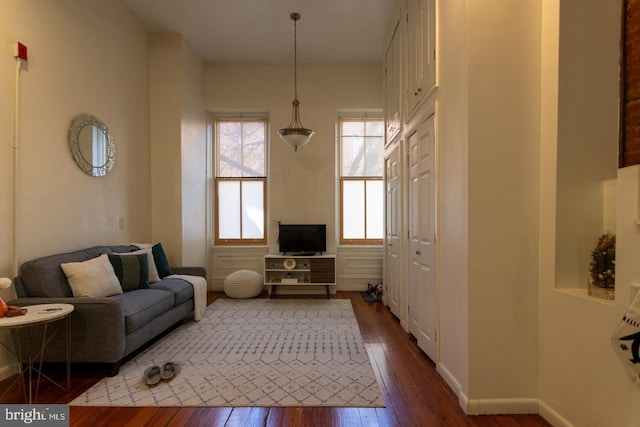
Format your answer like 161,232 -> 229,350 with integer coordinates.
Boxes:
61,254 -> 123,297
118,248 -> 161,283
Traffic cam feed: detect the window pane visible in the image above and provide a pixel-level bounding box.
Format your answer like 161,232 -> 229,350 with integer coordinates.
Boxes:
218,181 -> 241,238
242,122 -> 265,177
366,180 -> 384,239
218,122 -> 242,177
342,121 -> 364,137
342,136 -> 365,176
365,120 -> 384,137
341,119 -> 384,178
217,120 -> 266,178
343,180 -> 365,239
365,136 -> 384,176
241,181 -> 264,239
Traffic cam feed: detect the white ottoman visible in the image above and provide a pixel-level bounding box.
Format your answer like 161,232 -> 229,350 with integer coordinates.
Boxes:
224,270 -> 263,298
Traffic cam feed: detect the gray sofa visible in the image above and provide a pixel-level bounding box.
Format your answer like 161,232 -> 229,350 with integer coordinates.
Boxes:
9,245 -> 205,376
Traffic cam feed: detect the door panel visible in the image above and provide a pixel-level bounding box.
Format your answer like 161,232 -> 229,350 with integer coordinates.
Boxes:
385,143 -> 402,318
408,113 -> 437,361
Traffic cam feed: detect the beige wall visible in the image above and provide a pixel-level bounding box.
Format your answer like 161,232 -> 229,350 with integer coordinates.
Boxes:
204,63 -> 383,254
436,0 -> 470,402
554,0 -> 620,290
436,0 -> 541,411
149,33 -> 208,267
0,0 -> 150,376
150,34 -> 183,265
180,43 -> 208,268
466,0 -> 541,407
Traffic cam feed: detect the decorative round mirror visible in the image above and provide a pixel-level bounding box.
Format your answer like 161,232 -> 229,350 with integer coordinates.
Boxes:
69,114 -> 115,177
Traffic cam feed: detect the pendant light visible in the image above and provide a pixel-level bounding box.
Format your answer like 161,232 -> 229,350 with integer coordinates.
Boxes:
278,12 -> 314,152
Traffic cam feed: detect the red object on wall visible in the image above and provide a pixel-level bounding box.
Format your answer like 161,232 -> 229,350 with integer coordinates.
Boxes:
17,42 -> 27,61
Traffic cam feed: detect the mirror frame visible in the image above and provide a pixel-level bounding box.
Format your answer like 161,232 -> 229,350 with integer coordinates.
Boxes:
68,114 -> 116,177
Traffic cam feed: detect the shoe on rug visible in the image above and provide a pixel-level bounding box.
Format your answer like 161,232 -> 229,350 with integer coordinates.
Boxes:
161,362 -> 180,381
144,365 -> 162,386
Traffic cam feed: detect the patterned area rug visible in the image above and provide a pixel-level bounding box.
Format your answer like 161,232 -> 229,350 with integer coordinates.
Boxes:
71,298 -> 385,407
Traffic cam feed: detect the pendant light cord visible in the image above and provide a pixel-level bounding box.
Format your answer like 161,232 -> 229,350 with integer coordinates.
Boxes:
293,14 -> 298,101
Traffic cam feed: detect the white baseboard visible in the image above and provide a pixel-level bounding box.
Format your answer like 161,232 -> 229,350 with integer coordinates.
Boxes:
436,363 -> 543,417
0,362 -> 19,381
338,282 -> 370,292
538,400 -> 574,427
436,362 -> 464,405
465,398 -> 539,415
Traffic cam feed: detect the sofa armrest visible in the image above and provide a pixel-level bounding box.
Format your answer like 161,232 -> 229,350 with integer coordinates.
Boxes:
171,266 -> 206,278
7,297 -> 127,364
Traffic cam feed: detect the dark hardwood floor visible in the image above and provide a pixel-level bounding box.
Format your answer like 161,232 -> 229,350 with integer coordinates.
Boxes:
0,292 -> 550,426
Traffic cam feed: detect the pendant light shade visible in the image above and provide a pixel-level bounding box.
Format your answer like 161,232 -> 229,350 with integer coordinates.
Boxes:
278,12 -> 314,152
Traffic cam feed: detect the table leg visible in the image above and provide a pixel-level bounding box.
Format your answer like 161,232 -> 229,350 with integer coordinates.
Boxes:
2,317 -> 72,403
33,322 -> 48,403
66,316 -> 71,391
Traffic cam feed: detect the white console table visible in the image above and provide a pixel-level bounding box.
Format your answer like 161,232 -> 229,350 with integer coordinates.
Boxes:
264,254 -> 336,298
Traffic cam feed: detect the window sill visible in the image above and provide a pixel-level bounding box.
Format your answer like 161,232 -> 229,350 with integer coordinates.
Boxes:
555,288 -> 615,307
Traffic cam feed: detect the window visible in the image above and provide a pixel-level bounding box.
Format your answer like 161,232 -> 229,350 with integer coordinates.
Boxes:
214,117 -> 267,245
339,118 -> 384,244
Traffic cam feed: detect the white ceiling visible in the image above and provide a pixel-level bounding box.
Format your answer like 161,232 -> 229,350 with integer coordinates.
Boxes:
121,0 -> 396,63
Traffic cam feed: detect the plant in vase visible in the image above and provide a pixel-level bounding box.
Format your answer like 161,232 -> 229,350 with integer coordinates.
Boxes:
588,232 -> 616,299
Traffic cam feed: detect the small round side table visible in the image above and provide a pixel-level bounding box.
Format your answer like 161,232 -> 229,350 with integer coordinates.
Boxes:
0,303 -> 74,403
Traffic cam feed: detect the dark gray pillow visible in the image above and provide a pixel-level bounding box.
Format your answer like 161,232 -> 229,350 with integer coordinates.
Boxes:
107,253 -> 149,292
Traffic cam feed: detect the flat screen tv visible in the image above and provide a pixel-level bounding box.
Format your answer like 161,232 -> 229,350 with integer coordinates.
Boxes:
278,224 -> 326,255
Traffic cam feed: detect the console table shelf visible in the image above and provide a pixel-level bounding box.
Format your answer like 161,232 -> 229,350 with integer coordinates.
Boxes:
264,254 -> 336,298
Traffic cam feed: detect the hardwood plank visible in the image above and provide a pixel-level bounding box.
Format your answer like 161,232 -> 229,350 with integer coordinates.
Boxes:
141,407 -> 181,427
0,291 -> 551,427
265,407 -> 303,426
69,407 -> 167,427
167,407 -> 233,427
225,407 -> 270,426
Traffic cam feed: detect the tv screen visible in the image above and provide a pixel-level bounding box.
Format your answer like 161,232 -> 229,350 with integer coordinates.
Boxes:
278,224 -> 326,255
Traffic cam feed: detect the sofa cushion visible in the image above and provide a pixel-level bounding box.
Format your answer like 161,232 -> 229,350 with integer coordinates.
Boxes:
107,253 -> 149,291
61,254 -> 123,298
148,278 -> 194,306
111,289 -> 174,334
152,243 -> 173,278
20,246 -> 117,298
119,248 -> 161,283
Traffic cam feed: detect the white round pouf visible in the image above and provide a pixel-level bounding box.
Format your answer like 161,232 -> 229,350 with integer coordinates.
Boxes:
224,270 -> 263,298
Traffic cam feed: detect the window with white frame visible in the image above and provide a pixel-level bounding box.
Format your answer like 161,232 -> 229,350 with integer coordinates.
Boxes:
214,117 -> 267,245
339,117 -> 384,245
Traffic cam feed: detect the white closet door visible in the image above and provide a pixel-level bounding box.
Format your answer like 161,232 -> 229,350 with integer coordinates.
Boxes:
408,113 -> 437,361
385,142 -> 402,319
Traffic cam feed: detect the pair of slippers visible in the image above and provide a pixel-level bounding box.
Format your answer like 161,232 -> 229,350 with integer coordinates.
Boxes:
144,362 -> 180,386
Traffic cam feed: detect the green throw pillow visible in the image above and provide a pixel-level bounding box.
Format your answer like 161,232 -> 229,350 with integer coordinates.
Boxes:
152,243 -> 173,278
107,253 -> 149,291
